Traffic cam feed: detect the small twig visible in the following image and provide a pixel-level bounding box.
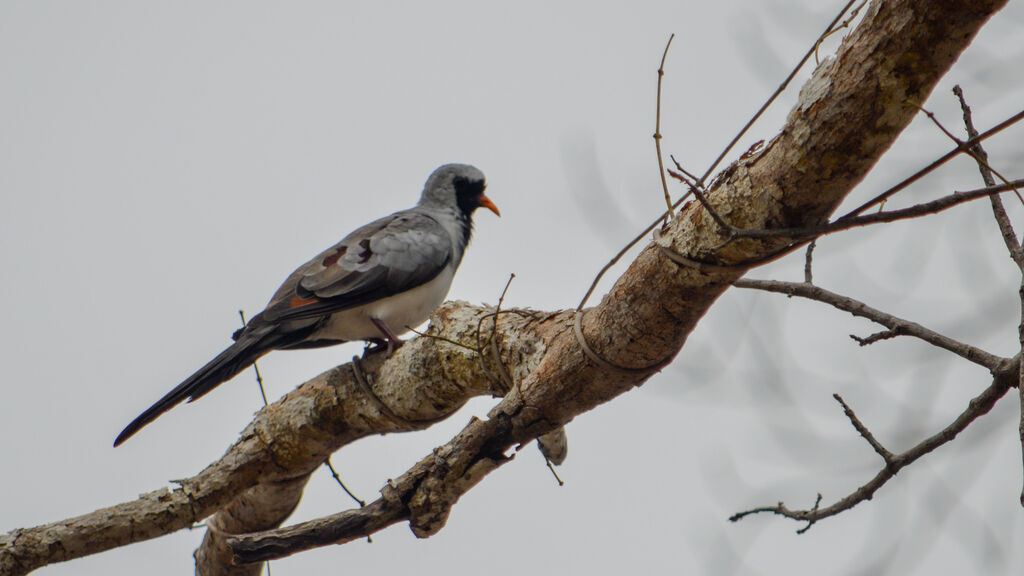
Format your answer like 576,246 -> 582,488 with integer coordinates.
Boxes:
814,0 -> 868,64
410,274 -> 522,396
730,366 -> 1016,531
406,325 -> 479,353
654,34 -> 676,222
242,312 -> 366,517
836,107 -> 1024,221
545,458 -> 565,487
953,85 -> 1024,265
687,181 -> 734,235
953,87 -> 1024,505
479,274 -> 517,394
577,212 -> 675,310
669,155 -> 702,186
238,310 -> 269,407
850,328 -> 903,346
733,279 -> 1006,371
324,458 -> 367,509
803,240 -> 816,284
833,394 -> 895,464
1018,275 -> 1024,508
728,179 -> 1024,241
238,312 -> 273,572
910,99 -> 1023,212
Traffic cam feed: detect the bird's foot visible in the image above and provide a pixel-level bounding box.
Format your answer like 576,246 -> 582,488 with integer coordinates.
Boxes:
364,337 -> 404,357
368,317 -> 405,357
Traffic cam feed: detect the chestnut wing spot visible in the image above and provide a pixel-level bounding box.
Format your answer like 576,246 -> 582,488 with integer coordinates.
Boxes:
357,238 -> 372,263
289,295 -> 319,308
322,245 -> 347,268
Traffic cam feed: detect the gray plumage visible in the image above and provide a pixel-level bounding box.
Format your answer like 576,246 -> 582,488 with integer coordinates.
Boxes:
114,163 -> 497,446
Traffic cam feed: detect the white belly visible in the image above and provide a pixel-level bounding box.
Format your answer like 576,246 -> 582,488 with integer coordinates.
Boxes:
311,265 -> 456,342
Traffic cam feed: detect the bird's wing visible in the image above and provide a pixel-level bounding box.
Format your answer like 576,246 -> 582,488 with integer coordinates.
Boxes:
265,211 -> 452,321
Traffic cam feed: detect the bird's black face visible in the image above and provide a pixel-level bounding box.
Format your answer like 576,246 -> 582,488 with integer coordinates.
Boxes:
453,175 -> 500,217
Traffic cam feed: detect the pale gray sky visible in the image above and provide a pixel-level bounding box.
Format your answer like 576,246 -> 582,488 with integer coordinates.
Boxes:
3,1 -> 1024,575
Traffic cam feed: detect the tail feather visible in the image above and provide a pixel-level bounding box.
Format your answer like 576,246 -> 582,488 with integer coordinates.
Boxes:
114,329 -> 275,447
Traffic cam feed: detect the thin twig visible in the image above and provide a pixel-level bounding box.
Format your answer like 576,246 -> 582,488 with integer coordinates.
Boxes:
406,325 -> 479,352
240,311 -> 366,511
239,310 -> 269,407
953,87 -> 1024,505
953,85 -> 1024,264
577,212 -> 676,310
814,0 -> 868,64
803,240 -> 816,284
833,394 -> 895,464
733,279 -> 1006,371
686,181 -> 733,234
669,155 -> 701,185
545,458 -> 565,486
730,179 -> 1024,240
324,459 -> 366,509
836,108 -> 1024,221
1018,275 -> 1024,508
909,99 -> 1023,213
850,328 -> 903,346
239,311 -> 273,573
730,365 -> 1016,531
654,33 -> 676,222
480,274 -> 517,394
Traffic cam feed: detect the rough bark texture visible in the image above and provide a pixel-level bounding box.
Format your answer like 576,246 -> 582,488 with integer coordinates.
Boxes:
0,0 -> 1011,574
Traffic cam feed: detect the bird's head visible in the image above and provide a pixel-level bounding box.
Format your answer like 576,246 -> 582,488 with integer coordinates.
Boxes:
421,163 -> 500,218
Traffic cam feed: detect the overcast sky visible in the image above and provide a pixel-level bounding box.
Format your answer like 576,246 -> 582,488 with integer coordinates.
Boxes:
3,1 -> 1024,575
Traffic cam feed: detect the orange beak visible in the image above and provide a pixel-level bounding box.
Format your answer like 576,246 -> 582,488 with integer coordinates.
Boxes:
478,194 -> 500,217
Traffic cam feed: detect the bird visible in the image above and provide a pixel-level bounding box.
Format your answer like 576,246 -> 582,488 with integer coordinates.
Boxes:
114,163 -> 498,446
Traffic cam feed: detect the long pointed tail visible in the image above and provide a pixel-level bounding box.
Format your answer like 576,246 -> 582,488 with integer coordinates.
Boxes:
114,328 -> 275,446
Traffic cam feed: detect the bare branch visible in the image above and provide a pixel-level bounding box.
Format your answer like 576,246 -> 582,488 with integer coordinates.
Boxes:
803,240 -> 816,284
731,360 -> 1017,531
953,86 -> 1024,506
1015,274 -> 1024,516
728,178 -> 1024,241
953,85 -> 1024,265
654,33 -> 676,221
850,328 -> 903,346
833,394 -> 894,464
733,279 -> 1006,371
837,109 -> 1024,222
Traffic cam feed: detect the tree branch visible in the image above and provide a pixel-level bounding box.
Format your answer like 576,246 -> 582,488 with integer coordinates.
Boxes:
733,279 -> 1007,371
730,357 -> 1018,532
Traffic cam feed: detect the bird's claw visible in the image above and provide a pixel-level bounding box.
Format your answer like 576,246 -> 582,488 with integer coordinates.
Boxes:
364,338 -> 404,357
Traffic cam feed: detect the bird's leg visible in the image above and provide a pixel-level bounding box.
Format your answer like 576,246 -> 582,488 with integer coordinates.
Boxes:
363,338 -> 388,355
368,317 -> 403,357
